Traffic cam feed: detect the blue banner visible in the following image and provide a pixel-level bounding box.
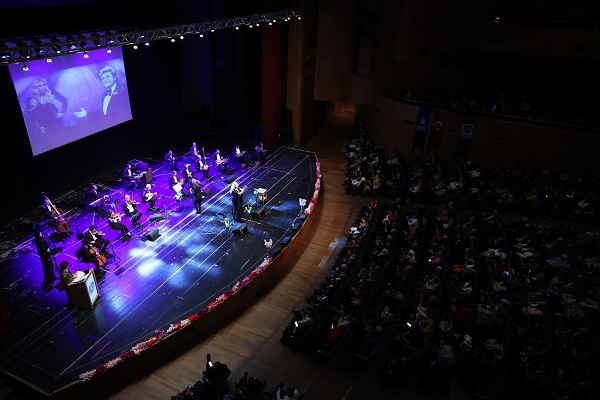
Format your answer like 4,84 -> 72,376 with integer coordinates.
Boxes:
412,107 -> 431,153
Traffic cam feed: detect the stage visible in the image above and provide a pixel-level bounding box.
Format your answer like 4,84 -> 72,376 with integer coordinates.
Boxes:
0,146 -> 319,395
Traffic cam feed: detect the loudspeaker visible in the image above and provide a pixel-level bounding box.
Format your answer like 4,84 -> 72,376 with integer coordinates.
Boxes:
145,228 -> 161,241
149,213 -> 163,222
232,224 -> 248,237
145,167 -> 154,183
251,207 -> 265,220
226,176 -> 237,184
136,162 -> 148,171
280,236 -> 291,246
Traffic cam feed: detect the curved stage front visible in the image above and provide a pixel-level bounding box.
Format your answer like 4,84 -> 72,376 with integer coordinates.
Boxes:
0,146 -> 321,397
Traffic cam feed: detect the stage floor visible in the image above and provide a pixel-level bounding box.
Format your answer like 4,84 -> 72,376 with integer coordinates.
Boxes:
0,146 -> 318,394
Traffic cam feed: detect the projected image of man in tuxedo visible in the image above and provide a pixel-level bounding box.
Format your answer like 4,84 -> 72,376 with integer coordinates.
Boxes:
74,65 -> 129,120
98,66 -> 128,117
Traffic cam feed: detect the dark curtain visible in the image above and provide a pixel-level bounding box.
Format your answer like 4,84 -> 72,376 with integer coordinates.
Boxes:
261,17 -> 287,147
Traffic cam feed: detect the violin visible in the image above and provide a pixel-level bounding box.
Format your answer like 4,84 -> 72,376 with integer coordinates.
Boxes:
88,246 -> 107,266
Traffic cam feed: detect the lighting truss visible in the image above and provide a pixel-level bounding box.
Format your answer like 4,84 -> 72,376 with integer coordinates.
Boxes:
0,9 -> 300,66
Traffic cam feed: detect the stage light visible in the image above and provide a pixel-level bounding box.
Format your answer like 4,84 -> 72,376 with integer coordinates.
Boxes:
269,22 -> 272,26
297,16 -> 301,20
256,23 -> 259,27
133,44 -> 138,49
46,58 -> 52,62
106,47 -> 112,53
22,63 -> 28,71
236,26 -> 239,30
145,42 -> 149,46
211,29 -> 215,32
171,38 -> 175,42
83,51 -> 89,58
179,35 -> 184,39
249,24 -> 253,28
199,33 -> 204,37
92,39 -> 101,46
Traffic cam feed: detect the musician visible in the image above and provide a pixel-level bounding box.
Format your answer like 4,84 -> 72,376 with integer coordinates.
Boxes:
165,150 -> 177,170
34,231 -> 54,274
167,169 -> 180,190
232,143 -> 246,165
84,225 -> 110,254
255,142 -> 266,164
77,243 -> 104,269
183,163 -> 195,184
213,148 -> 227,172
195,154 -> 210,179
190,142 -> 199,158
190,179 -> 204,214
87,184 -> 101,202
107,209 -> 131,238
122,194 -> 142,226
42,197 -> 70,232
230,178 -> 245,221
123,164 -> 136,187
142,183 -> 159,212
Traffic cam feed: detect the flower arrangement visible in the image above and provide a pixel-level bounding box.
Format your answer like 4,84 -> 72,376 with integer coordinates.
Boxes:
79,161 -> 322,383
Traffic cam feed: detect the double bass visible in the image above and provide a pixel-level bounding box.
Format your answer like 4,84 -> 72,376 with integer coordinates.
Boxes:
43,192 -> 71,232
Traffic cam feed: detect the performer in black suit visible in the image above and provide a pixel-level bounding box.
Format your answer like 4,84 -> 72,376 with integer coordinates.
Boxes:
165,150 -> 177,170
230,178 -> 245,221
183,164 -> 195,185
34,231 -> 54,274
195,154 -> 210,179
213,149 -> 228,172
190,142 -> 199,158
255,142 -> 266,164
190,179 -> 204,214
83,225 -> 110,254
87,184 -> 101,202
107,209 -> 131,238
122,194 -> 142,226
142,183 -> 159,212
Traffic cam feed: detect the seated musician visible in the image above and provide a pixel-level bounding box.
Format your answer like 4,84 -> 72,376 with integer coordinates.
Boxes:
87,183 -> 101,202
190,142 -> 199,158
77,242 -> 103,269
84,225 -> 110,255
122,194 -> 142,226
107,209 -> 131,238
232,143 -> 245,161
213,148 -> 227,171
123,164 -> 139,187
255,142 -> 266,164
195,154 -> 210,179
165,150 -> 177,170
169,170 -> 185,200
142,184 -> 159,212
183,163 -> 195,185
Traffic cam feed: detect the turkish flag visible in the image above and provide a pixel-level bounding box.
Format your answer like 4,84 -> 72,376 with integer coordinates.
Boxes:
426,109 -> 448,155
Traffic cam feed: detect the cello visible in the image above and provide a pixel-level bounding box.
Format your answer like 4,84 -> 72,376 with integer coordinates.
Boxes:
87,245 -> 107,267
42,192 -> 72,232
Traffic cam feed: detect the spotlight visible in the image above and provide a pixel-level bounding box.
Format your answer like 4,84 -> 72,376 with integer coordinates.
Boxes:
249,24 -> 253,29
256,23 -> 259,27
269,22 -> 272,26
133,44 -> 138,49
171,38 -> 175,42
46,58 -> 52,62
106,47 -> 112,53
83,51 -> 89,58
22,63 -> 28,71
235,26 -> 239,30
211,29 -> 215,32
199,34 -> 204,37
179,35 -> 184,39
92,39 -> 101,46
145,42 -> 149,46
297,16 -> 301,20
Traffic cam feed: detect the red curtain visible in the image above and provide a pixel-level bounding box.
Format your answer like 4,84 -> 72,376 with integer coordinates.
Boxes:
262,19 -> 287,147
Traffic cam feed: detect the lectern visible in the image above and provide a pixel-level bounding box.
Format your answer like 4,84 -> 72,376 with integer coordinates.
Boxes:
67,269 -> 100,309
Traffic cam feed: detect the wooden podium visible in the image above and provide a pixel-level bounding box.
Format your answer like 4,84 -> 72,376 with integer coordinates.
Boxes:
67,269 -> 100,309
